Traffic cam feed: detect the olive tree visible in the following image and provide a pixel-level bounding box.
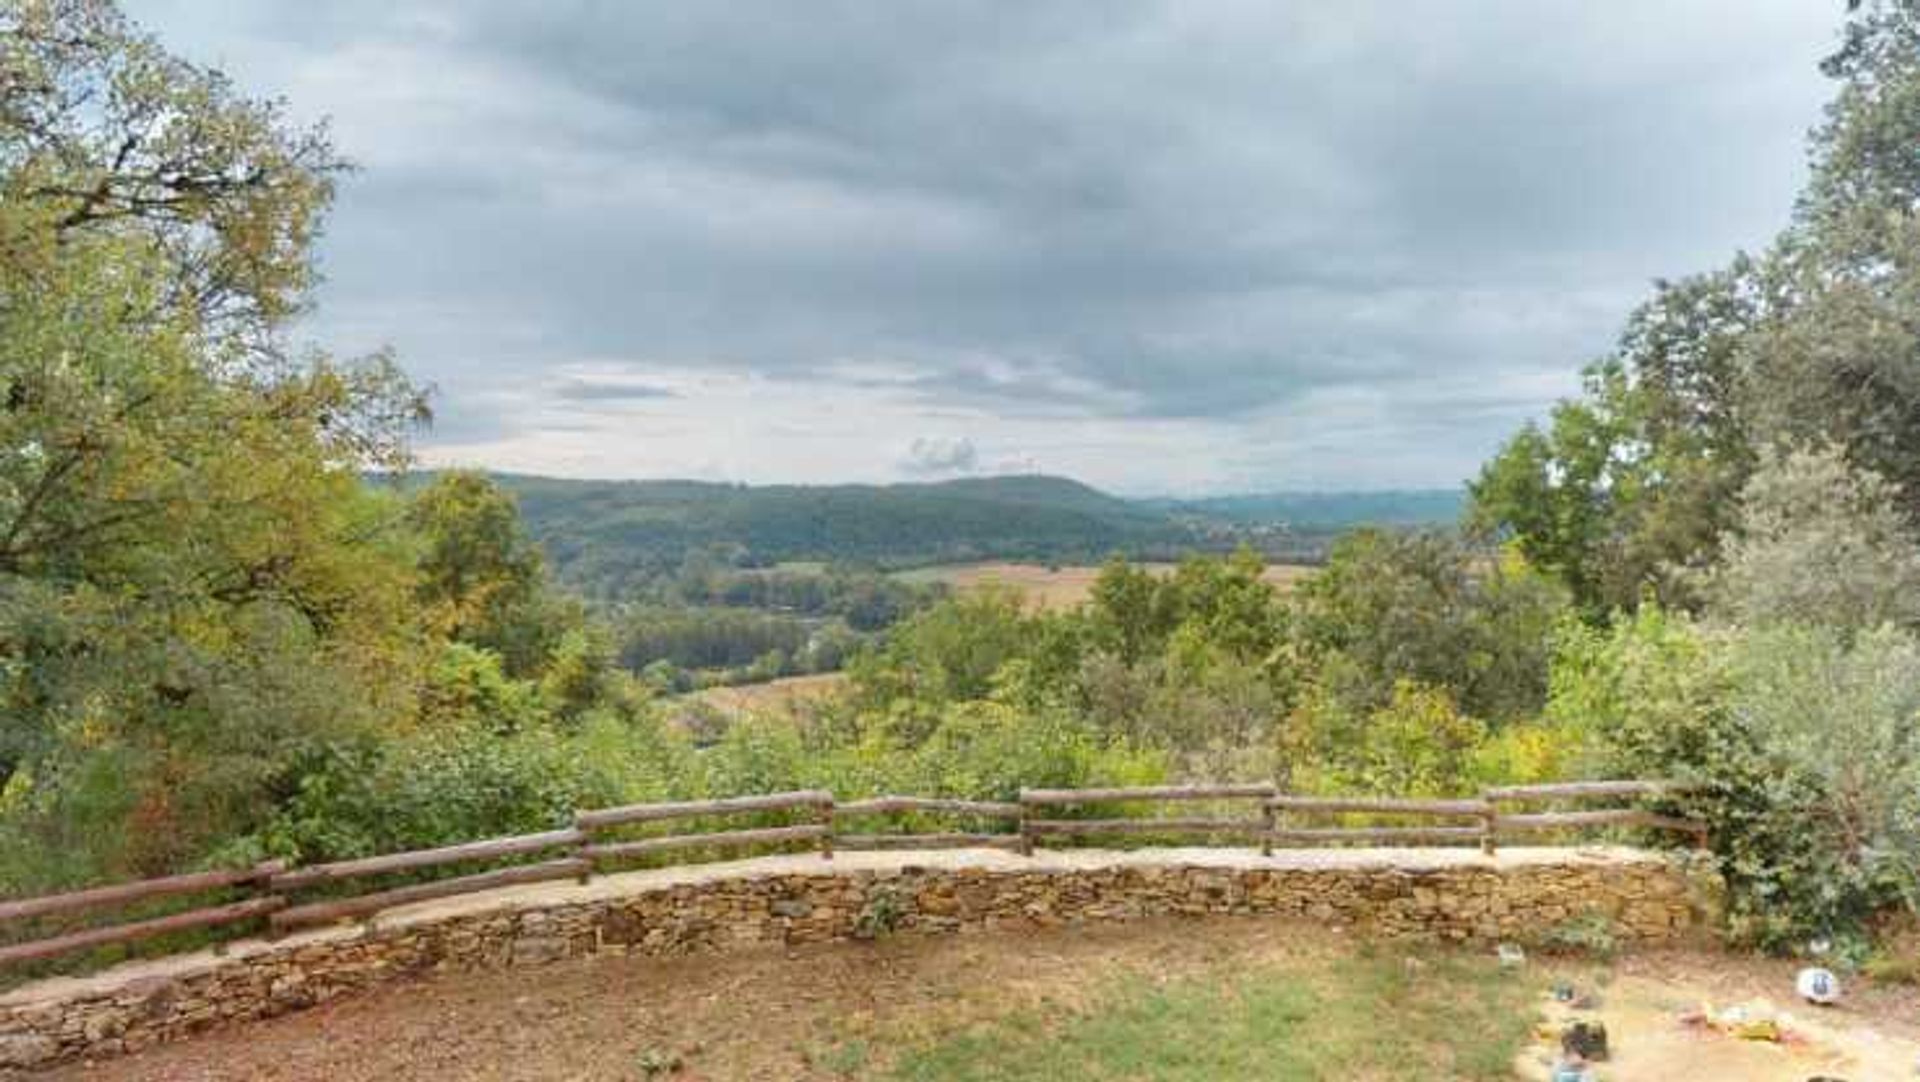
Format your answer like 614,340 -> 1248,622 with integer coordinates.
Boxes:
1703,444 -> 1920,632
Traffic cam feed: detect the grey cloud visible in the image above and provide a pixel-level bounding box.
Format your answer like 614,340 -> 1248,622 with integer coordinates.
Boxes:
142,0 -> 1838,487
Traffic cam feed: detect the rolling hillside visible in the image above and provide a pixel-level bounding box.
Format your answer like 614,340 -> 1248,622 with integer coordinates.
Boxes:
398,472 -> 1467,596
1150,489 -> 1466,527
487,473 -> 1204,594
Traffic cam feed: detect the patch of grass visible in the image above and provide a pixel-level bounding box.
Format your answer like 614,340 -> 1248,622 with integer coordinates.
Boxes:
1531,911 -> 1622,961
1864,950 -> 1920,985
635,1046 -> 682,1077
884,945 -> 1535,1081
1863,917 -> 1920,985
805,1037 -> 872,1076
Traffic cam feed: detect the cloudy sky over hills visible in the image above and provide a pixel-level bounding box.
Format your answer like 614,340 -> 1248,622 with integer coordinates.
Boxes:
142,1 -> 1835,493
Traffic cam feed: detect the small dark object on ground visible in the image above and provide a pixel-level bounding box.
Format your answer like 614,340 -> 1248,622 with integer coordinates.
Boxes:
1549,981 -> 1604,1010
1561,1020 -> 1609,1061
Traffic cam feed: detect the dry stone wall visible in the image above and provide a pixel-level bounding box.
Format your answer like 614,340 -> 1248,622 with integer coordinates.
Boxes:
0,845 -> 1716,1072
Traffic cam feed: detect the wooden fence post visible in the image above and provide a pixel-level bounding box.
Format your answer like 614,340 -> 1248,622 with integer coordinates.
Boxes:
1259,796 -> 1276,858
256,858 -> 290,940
817,795 -> 835,861
1479,793 -> 1497,856
571,813 -> 594,883
1016,790 -> 1035,856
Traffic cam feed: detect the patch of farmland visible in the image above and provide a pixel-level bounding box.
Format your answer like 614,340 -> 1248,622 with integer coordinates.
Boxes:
897,560 -> 1315,611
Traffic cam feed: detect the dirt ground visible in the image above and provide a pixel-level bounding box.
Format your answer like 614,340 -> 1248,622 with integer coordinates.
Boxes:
45,918 -> 1338,1082
35,917 -> 1920,1082
1517,950 -> 1920,1081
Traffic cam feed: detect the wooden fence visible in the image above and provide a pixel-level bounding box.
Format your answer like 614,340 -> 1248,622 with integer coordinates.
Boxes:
0,780 -> 1704,971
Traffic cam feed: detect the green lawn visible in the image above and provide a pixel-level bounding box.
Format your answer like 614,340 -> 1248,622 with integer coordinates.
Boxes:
830,946 -> 1539,1081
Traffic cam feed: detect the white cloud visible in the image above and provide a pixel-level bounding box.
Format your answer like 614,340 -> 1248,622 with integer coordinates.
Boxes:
900,436 -> 979,477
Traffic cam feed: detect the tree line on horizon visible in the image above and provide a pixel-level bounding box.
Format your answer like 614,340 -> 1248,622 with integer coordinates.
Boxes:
463,471 -> 1453,599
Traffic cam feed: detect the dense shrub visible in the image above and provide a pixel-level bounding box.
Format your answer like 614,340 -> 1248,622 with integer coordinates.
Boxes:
1336,681 -> 1487,798
881,701 -> 1165,802
616,604 -> 815,671
1554,609 -> 1920,948
1283,678 -> 1573,798
244,711 -> 694,863
847,589 -> 1045,708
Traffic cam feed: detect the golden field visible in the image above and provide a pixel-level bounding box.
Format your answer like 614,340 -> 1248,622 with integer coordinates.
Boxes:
896,560 -> 1316,611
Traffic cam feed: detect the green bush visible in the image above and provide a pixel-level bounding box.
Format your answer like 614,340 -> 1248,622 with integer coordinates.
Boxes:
700,714 -> 812,798
1533,911 -> 1621,960
1338,681 -> 1487,797
1285,678 -> 1573,798
248,712 -> 694,863
1553,608 -> 1920,948
847,589 -> 1043,708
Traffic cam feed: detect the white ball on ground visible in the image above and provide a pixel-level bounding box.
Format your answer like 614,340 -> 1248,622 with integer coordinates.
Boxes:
1795,966 -> 1840,1005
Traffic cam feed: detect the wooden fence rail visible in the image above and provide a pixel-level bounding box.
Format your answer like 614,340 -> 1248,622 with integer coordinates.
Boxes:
835,796 -> 1023,818
1020,783 -> 1279,855
0,861 -> 284,924
833,794 -> 1026,854
270,830 -> 584,892
0,780 -> 1708,971
1266,796 -> 1499,852
574,789 -> 837,867
1484,779 -> 1707,849
573,790 -> 835,830
833,833 -> 1026,852
578,824 -> 831,863
1019,783 -> 1278,805
0,898 -> 287,968
271,859 -> 591,931
1483,780 -> 1691,801
1265,796 -> 1492,816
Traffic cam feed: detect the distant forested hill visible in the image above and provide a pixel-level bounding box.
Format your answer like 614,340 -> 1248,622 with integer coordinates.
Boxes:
392,473 -> 1468,597
1151,490 -> 1466,528
481,474 -> 1203,594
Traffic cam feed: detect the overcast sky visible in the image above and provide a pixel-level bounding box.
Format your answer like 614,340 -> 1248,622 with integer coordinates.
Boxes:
139,1 -> 1838,494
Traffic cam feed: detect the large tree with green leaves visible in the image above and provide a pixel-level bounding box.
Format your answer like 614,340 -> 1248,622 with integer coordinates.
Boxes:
408,471 -> 580,678
1471,0 -> 1920,616
1293,529 -> 1566,724
0,0 -> 430,883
